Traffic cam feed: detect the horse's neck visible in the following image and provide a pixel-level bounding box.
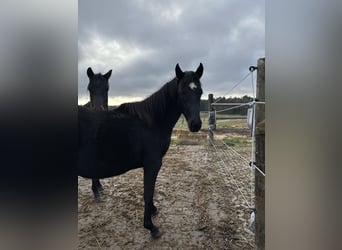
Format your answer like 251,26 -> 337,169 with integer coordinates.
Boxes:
151,81 -> 180,133
118,80 -> 181,134
159,105 -> 181,134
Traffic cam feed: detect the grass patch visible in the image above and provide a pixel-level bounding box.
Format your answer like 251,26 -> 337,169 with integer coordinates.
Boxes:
173,117 -> 188,130
216,114 -> 246,119
216,120 -> 248,128
222,137 -> 251,147
174,113 -> 247,130
171,137 -> 183,145
171,135 -> 204,145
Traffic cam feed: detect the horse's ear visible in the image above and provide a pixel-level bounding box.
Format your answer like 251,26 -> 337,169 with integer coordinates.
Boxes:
175,63 -> 184,80
196,63 -> 203,79
104,69 -> 112,80
87,67 -> 94,78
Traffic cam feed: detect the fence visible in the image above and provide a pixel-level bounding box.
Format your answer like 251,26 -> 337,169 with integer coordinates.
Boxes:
207,58 -> 265,250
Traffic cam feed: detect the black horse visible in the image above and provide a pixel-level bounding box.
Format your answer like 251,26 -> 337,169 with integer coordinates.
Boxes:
83,67 -> 112,200
84,67 -> 112,111
78,63 -> 203,238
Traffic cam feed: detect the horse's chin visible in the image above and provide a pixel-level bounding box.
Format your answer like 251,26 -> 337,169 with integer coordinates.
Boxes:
189,127 -> 200,132
188,123 -> 202,132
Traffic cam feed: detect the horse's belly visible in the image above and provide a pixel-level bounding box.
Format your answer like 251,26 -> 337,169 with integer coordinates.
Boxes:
78,144 -> 142,179
79,162 -> 141,179
79,158 -> 141,179
78,108 -> 145,179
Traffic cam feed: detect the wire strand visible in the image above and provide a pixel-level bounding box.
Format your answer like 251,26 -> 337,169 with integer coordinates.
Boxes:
215,102 -> 251,114
212,72 -> 252,104
214,101 -> 265,114
211,129 -> 250,163
208,137 -> 252,208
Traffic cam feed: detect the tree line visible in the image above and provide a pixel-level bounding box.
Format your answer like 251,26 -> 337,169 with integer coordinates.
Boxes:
200,95 -> 253,115
109,95 -> 253,115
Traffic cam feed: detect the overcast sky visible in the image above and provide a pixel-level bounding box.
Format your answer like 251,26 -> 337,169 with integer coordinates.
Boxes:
78,0 -> 264,105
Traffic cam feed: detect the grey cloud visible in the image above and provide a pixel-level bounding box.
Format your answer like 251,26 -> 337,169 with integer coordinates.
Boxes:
78,0 -> 264,103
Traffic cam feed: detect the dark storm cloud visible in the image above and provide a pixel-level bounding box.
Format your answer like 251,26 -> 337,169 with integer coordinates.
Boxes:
78,0 -> 264,104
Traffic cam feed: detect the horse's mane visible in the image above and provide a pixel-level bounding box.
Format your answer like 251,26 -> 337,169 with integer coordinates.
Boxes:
116,78 -> 179,126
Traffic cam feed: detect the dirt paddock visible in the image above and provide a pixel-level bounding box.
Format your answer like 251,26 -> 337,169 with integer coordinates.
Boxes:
78,132 -> 255,249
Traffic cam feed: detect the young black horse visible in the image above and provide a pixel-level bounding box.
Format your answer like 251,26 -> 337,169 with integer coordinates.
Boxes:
83,67 -> 112,200
78,63 -> 203,238
84,67 -> 112,111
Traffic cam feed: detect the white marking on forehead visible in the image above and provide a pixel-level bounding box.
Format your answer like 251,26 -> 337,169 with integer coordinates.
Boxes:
189,82 -> 197,90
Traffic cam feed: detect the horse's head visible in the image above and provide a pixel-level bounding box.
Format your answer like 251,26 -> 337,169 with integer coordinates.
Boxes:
87,67 -> 112,111
175,63 -> 203,132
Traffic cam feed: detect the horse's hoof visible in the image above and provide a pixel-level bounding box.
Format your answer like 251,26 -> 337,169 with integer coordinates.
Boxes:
151,229 -> 163,239
94,197 -> 103,203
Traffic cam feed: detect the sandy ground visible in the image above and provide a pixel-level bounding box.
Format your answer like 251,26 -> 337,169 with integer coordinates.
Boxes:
78,131 -> 255,249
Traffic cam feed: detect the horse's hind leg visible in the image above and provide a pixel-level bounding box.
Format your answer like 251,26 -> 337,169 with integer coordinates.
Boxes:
92,178 -> 103,201
94,179 -> 103,191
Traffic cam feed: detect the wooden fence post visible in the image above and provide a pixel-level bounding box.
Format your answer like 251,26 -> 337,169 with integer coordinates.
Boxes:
255,58 -> 265,250
208,94 -> 216,142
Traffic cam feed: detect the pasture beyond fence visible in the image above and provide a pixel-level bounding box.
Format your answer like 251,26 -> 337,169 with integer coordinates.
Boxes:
206,58 -> 265,250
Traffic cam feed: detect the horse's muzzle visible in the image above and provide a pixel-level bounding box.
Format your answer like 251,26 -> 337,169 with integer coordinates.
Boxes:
189,119 -> 202,132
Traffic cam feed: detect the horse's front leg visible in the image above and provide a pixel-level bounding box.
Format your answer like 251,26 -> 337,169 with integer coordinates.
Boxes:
143,164 -> 162,238
151,202 -> 158,216
91,178 -> 103,201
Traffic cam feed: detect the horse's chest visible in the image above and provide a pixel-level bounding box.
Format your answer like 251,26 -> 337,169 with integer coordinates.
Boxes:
143,132 -> 171,157
160,137 -> 171,156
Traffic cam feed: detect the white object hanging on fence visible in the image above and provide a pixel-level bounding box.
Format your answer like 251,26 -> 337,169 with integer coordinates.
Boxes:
248,210 -> 255,233
247,107 -> 253,129
208,110 -> 216,131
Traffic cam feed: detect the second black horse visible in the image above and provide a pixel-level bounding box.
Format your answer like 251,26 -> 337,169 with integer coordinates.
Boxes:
83,67 -> 112,200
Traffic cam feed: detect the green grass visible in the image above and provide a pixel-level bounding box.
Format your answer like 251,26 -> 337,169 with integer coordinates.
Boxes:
216,119 -> 248,128
173,116 -> 188,130
216,114 -> 247,119
172,112 -> 250,148
222,137 -> 251,147
170,136 -> 204,146
173,112 -> 249,130
170,137 -> 182,145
